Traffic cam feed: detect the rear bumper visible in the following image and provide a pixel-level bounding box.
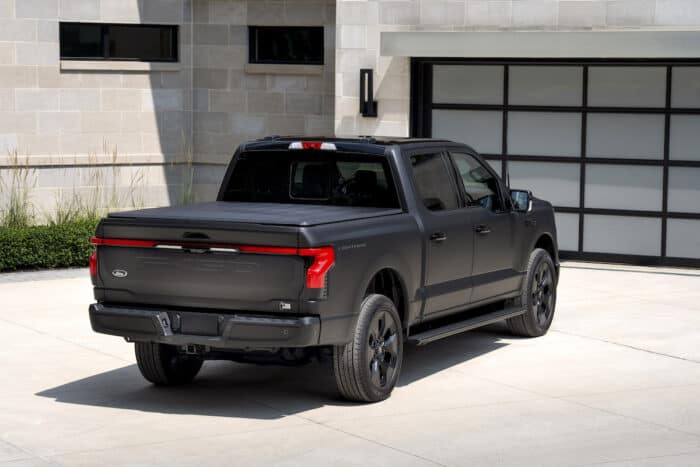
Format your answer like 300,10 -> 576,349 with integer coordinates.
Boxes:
89,303 -> 321,349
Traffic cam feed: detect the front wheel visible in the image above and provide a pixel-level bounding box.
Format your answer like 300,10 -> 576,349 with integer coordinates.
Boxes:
507,248 -> 558,337
333,294 -> 403,402
135,342 -> 203,386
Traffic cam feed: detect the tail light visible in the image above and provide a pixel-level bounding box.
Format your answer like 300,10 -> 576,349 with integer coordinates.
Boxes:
89,250 -> 98,278
299,247 -> 335,289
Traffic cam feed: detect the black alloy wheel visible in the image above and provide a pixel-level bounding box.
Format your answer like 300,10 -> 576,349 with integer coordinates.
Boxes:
531,260 -> 555,327
507,248 -> 558,337
333,294 -> 404,402
367,309 -> 400,390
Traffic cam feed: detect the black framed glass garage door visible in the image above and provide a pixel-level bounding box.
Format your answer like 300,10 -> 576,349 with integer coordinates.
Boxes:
411,58 -> 700,268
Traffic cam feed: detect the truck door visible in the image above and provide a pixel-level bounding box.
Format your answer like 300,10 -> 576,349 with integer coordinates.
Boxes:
408,151 -> 475,317
447,151 -> 520,304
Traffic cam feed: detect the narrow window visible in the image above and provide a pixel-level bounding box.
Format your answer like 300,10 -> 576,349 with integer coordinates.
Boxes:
249,26 -> 324,65
410,153 -> 460,211
60,23 -> 178,62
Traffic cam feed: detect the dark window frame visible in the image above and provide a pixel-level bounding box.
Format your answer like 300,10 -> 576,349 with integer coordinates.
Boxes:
410,57 -> 700,268
248,26 -> 324,65
60,22 -> 179,62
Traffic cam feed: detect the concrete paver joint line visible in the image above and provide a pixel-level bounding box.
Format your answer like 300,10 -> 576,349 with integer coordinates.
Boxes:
248,398 -> 447,467
0,316 -> 130,363
552,329 -> 700,364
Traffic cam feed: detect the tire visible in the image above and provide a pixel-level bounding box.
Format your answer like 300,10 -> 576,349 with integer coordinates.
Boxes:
134,342 -> 203,386
507,248 -> 557,338
333,294 -> 403,402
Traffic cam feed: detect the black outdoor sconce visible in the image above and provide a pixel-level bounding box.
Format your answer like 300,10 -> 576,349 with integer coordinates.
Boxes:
359,69 -> 378,117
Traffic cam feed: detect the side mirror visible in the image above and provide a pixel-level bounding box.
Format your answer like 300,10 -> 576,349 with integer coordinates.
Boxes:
510,189 -> 532,213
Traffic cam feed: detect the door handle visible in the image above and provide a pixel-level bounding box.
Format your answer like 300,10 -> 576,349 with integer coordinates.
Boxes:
430,232 -> 447,243
475,224 -> 491,235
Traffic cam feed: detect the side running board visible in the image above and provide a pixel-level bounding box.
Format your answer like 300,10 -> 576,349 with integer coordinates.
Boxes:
407,306 -> 526,346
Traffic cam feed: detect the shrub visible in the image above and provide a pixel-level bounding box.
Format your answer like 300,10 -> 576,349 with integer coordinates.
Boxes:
0,218 -> 99,272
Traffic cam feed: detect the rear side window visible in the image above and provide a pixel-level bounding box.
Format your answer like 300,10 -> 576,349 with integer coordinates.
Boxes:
221,151 -> 399,208
410,153 -> 459,211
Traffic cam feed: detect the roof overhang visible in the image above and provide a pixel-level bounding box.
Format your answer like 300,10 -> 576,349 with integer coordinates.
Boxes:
380,30 -> 700,59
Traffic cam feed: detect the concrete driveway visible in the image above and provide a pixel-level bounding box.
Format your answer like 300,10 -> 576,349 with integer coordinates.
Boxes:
1,263 -> 699,466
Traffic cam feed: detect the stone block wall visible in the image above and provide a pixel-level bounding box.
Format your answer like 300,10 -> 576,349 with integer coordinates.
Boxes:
0,0 -> 193,220
335,0 -> 700,138
0,0 -> 337,217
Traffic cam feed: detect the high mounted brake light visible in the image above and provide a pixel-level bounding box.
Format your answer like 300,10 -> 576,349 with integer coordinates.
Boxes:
90,237 -> 335,290
289,141 -> 337,151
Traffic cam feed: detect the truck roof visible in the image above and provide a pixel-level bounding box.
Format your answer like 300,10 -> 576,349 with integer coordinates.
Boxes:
241,136 -> 464,155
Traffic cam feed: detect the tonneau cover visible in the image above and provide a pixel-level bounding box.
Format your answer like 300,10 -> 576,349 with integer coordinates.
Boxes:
108,201 -> 402,227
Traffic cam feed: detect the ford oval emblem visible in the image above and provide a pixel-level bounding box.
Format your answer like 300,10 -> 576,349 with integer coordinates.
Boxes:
111,269 -> 128,278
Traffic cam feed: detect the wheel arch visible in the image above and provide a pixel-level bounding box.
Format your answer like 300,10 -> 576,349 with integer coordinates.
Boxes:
532,233 -> 559,276
364,267 -> 409,331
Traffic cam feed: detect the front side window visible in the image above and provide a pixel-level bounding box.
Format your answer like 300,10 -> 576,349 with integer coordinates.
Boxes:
450,152 -> 504,212
410,153 -> 459,211
60,23 -> 178,62
221,151 -> 399,209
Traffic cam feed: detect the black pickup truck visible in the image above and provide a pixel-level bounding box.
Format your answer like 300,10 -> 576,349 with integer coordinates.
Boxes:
89,137 -> 559,402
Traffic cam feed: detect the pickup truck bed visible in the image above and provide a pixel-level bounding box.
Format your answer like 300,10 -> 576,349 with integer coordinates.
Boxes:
108,201 -> 403,227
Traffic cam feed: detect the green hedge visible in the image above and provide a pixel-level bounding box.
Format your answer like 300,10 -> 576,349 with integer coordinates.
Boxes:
0,218 -> 99,272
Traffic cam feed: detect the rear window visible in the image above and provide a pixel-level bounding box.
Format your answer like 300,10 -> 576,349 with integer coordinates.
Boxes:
220,151 -> 400,209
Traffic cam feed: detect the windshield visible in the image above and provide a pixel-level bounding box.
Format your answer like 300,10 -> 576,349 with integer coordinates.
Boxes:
220,150 -> 400,208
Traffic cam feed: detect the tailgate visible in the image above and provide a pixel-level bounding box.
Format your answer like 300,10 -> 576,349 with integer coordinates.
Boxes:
93,219 -> 305,313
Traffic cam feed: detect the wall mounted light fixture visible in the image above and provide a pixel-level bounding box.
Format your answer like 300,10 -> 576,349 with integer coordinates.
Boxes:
359,69 -> 378,117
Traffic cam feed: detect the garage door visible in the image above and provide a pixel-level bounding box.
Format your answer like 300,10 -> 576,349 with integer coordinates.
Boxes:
411,59 -> 700,268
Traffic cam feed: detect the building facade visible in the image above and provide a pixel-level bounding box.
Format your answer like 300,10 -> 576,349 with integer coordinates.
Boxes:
0,0 -> 699,266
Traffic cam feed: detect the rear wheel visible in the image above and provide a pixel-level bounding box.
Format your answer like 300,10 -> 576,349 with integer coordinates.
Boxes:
135,342 -> 203,386
507,248 -> 557,337
333,294 -> 403,402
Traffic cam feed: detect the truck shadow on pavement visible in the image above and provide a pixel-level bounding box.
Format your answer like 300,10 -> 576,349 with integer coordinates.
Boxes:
36,326 -> 510,418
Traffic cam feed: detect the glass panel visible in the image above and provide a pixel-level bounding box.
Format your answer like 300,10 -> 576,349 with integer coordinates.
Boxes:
222,151 -> 399,208
60,23 -> 103,59
666,219 -> 700,259
587,113 -> 664,159
450,152 -> 505,212
109,25 -> 177,61
670,115 -> 700,161
668,167 -> 700,214
509,66 -> 582,106
432,109 -> 502,154
484,159 -> 501,177
250,26 -> 324,65
409,153 -> 460,211
508,112 -> 581,157
554,212 -> 579,251
584,215 -> 661,256
588,67 -> 666,108
671,67 -> 700,108
585,164 -> 662,211
432,65 -> 503,105
508,161 -> 580,207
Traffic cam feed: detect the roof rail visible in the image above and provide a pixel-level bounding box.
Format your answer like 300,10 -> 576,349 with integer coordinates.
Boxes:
358,136 -> 377,144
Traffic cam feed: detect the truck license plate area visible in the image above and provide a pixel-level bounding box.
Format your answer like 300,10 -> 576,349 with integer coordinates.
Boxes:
178,313 -> 219,336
